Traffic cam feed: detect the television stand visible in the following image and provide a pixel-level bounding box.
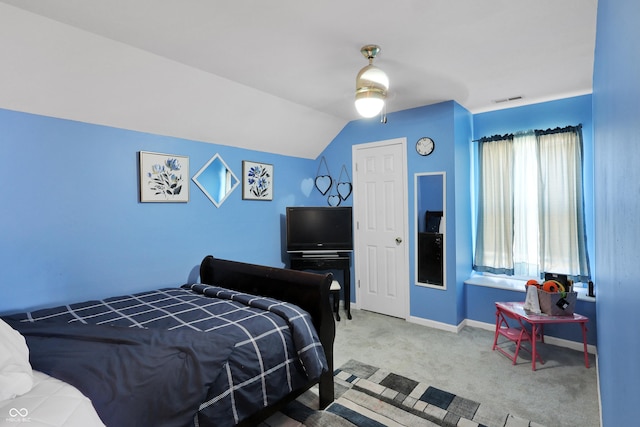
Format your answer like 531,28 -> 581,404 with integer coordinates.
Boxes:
289,253 -> 352,320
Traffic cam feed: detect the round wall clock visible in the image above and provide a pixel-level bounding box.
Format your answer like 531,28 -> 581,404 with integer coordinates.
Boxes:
416,137 -> 435,156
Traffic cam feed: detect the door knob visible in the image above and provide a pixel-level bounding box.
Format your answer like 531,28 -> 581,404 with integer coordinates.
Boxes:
395,237 -> 403,244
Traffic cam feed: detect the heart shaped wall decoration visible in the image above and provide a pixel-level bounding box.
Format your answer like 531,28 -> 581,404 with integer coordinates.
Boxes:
337,182 -> 352,200
336,165 -> 353,201
315,175 -> 333,195
327,195 -> 341,206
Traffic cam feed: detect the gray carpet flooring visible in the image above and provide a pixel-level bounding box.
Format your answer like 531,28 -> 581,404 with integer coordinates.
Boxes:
332,308 -> 600,427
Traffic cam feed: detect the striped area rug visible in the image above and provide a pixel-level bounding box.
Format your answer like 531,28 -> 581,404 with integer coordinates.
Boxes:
261,359 -> 541,427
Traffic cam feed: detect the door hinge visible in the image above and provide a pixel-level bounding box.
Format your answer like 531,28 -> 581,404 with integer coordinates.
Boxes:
358,279 -> 360,288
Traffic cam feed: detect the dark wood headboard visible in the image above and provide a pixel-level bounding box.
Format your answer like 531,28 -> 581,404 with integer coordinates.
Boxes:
199,255 -> 335,410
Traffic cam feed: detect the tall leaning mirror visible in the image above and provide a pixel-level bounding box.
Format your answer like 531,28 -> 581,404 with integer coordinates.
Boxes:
415,172 -> 446,289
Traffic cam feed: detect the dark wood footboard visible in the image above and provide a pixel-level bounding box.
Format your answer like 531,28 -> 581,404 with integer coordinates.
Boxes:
199,255 -> 336,418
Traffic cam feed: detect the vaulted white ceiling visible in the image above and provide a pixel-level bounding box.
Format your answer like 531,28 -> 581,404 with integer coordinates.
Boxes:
0,1 -> 597,159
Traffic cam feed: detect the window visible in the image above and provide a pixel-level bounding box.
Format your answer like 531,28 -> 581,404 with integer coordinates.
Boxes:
473,125 -> 590,282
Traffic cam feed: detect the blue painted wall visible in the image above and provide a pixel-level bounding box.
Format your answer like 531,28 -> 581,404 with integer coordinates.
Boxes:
453,103 -> 474,324
592,0 -> 640,425
0,108 -> 318,314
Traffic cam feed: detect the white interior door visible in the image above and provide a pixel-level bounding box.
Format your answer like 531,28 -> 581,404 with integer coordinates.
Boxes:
353,138 -> 408,319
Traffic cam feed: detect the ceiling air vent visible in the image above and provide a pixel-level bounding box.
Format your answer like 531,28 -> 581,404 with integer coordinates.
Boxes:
493,95 -> 524,104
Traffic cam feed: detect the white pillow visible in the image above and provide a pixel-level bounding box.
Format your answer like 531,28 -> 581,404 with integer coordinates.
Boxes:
0,319 -> 34,401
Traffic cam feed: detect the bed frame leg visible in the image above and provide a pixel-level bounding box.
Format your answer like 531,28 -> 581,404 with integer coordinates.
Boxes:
318,369 -> 334,409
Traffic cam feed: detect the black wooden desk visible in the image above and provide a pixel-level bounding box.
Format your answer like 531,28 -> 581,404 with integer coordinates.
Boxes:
289,253 -> 352,320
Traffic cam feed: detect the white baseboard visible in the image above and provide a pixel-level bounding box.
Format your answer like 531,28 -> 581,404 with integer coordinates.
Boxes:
407,315 -> 462,333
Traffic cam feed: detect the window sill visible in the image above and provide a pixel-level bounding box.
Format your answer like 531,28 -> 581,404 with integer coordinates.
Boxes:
464,274 -> 596,303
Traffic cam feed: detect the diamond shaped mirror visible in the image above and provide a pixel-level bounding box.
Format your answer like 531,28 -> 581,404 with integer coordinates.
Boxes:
192,154 -> 239,207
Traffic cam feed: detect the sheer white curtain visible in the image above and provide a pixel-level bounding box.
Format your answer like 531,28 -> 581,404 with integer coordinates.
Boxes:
474,126 -> 590,281
537,130 -> 590,280
512,131 -> 540,277
474,136 -> 514,274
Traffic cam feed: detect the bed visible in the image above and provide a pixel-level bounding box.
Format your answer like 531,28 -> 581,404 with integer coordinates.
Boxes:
1,255 -> 336,427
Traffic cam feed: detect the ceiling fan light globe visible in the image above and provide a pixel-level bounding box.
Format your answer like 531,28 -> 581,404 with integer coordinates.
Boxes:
355,97 -> 385,118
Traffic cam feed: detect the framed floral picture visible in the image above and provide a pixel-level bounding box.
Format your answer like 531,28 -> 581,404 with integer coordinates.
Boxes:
139,151 -> 189,202
242,160 -> 273,201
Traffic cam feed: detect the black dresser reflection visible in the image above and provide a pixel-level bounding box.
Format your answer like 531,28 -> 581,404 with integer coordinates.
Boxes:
418,232 -> 443,285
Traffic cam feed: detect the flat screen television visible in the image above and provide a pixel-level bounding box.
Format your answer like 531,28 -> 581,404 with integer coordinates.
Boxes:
286,206 -> 353,255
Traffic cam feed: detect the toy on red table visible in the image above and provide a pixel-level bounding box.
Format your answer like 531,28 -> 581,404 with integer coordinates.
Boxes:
525,279 -> 541,289
542,280 -> 565,293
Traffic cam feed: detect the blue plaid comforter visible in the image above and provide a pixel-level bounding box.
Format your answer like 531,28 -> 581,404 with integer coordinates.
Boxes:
5,284 -> 328,427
